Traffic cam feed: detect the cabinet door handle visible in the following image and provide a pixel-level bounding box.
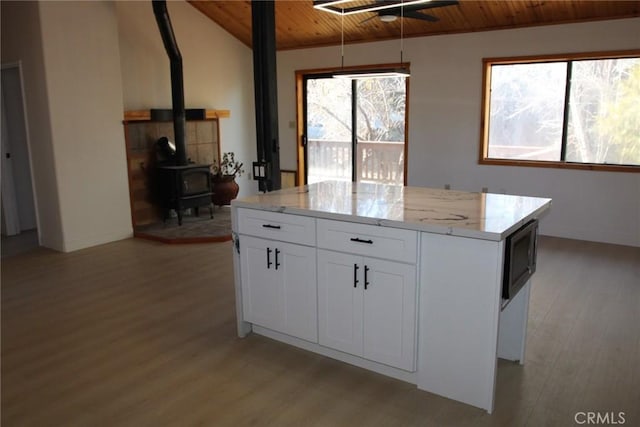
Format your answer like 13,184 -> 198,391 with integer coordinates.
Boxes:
275,248 -> 280,270
262,224 -> 281,229
266,247 -> 272,269
364,265 -> 370,290
353,264 -> 359,288
350,237 -> 373,244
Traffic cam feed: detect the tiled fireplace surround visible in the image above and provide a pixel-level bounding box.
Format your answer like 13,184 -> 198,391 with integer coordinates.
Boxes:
123,113 -> 223,227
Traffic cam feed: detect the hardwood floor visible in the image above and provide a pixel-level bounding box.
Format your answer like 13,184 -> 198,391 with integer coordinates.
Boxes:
2,236 -> 638,426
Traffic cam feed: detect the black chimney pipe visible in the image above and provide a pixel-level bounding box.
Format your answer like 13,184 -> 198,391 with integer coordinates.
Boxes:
252,1 -> 281,192
152,0 -> 187,166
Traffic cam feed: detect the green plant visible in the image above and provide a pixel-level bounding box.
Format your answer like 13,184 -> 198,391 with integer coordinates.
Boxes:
211,152 -> 244,178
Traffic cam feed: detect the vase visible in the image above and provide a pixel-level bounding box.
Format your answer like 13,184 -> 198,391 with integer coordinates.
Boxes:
211,175 -> 239,207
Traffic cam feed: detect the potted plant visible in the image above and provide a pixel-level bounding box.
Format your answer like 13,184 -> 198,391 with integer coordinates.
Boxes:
210,152 -> 244,206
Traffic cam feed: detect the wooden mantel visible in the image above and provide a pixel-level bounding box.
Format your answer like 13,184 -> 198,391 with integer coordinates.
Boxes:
123,109 -> 230,122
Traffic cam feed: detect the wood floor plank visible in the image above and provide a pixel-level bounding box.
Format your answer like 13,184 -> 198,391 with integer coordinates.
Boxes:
2,236 -> 638,426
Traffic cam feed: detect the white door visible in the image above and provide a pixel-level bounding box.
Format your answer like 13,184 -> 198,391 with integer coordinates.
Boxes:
362,258 -> 416,371
240,236 -> 283,332
1,64 -> 37,235
1,90 -> 20,235
317,249 -> 363,356
279,241 -> 317,342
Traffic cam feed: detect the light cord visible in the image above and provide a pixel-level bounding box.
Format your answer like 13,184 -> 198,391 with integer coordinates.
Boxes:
341,9 -> 345,69
400,0 -> 404,65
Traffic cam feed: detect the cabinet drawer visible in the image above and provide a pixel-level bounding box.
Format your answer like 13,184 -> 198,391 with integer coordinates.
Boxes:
238,208 -> 316,246
317,219 -> 417,263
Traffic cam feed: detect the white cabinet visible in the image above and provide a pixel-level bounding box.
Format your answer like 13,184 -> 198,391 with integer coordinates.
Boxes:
317,219 -> 417,262
240,235 -> 317,343
238,208 -> 316,246
237,208 -> 317,342
316,251 -> 362,356
317,249 -> 416,371
237,209 -> 417,372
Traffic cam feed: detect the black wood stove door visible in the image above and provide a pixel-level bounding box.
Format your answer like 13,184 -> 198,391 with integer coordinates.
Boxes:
157,165 -> 212,225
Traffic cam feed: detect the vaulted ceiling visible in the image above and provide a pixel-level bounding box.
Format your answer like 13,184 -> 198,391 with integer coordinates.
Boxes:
188,0 -> 640,51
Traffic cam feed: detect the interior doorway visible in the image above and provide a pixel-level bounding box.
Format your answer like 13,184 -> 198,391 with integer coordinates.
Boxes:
1,62 -> 38,254
297,65 -> 408,186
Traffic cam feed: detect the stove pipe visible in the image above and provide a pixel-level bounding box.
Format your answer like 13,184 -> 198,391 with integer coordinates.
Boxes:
152,0 -> 187,166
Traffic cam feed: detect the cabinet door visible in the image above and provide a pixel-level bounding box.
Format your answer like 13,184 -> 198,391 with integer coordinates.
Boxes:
241,236 -> 318,342
240,236 -> 283,332
362,258 -> 416,371
317,249 -> 363,356
279,242 -> 318,342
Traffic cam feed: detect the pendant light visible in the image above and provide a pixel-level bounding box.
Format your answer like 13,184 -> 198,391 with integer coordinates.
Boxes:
332,0 -> 410,79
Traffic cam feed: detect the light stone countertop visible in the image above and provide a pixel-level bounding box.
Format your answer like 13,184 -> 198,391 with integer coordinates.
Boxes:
232,181 -> 552,241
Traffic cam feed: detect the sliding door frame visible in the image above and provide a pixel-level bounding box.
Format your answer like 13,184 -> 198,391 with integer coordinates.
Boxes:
295,62 -> 410,186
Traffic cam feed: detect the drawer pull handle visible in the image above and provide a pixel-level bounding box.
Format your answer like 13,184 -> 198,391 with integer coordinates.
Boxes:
266,247 -> 273,269
275,248 -> 280,270
364,265 -> 370,290
353,264 -> 359,288
350,237 -> 373,244
262,224 -> 281,230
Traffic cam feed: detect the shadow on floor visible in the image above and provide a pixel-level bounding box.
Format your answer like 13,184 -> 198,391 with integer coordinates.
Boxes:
134,206 -> 232,244
1,229 -> 39,258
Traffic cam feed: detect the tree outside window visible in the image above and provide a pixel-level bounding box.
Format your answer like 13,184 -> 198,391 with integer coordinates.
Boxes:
482,53 -> 639,170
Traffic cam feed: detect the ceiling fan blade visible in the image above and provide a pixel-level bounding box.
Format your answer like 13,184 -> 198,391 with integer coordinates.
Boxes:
413,0 -> 459,10
402,10 -> 439,22
385,0 -> 459,15
359,15 -> 379,25
367,0 -> 457,24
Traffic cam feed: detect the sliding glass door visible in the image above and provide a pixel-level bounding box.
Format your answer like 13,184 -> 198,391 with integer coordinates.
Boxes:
303,73 -> 407,186
306,77 -> 353,184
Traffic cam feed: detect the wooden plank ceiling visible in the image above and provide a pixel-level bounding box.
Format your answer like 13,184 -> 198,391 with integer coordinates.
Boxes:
188,0 -> 639,51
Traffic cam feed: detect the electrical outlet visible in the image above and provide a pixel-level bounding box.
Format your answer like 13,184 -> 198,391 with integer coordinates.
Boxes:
444,184 -> 451,190
482,187 -> 488,193
288,120 -> 296,129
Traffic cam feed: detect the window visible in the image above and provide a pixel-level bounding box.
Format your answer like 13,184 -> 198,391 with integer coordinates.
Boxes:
480,51 -> 640,172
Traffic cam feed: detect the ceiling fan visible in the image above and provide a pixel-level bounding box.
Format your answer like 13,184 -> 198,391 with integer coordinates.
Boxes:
359,0 -> 459,24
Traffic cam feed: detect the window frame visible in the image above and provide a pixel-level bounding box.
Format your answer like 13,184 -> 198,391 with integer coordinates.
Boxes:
479,50 -> 640,173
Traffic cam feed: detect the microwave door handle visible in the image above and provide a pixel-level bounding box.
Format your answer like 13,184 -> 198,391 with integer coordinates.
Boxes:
530,225 -> 538,271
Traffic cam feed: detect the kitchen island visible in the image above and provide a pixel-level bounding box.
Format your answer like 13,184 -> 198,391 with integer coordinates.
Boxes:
231,181 -> 551,413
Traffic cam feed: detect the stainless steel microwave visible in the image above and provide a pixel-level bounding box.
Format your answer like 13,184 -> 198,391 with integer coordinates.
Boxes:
502,219 -> 539,300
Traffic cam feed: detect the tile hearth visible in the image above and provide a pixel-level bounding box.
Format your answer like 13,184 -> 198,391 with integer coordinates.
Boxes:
134,206 -> 231,244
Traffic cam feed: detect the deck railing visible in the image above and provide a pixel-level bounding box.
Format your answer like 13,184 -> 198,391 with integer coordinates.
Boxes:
307,139 -> 404,185
488,145 -> 558,161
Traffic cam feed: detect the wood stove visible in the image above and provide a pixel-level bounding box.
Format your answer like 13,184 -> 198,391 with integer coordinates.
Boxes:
157,165 -> 212,225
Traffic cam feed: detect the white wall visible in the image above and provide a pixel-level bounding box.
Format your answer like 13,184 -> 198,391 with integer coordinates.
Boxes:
115,0 -> 257,197
1,0 -> 256,252
1,1 -> 64,250
277,18 -> 640,247
37,1 -> 132,252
